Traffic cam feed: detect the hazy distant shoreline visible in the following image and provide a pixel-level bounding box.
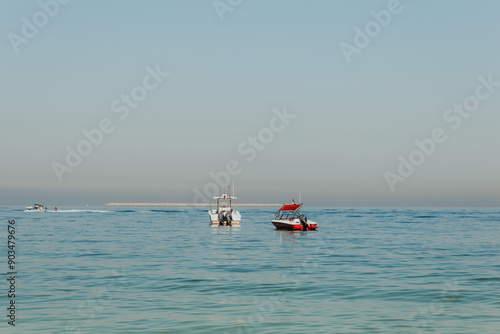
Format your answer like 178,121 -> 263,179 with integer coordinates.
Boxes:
105,203 -> 281,207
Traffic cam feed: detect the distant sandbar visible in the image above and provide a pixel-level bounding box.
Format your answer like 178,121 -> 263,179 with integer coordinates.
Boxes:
105,203 -> 281,207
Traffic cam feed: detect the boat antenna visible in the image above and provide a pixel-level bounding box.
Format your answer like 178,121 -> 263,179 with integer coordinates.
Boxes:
232,179 -> 235,197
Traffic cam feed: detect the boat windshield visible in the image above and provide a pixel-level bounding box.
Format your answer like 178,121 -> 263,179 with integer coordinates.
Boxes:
274,210 -> 304,220
274,211 -> 298,219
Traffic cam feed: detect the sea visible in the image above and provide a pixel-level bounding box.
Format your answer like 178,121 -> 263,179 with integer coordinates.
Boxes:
1,206 -> 499,333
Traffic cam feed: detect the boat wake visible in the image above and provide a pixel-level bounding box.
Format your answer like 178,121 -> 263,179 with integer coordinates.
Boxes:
24,209 -> 112,213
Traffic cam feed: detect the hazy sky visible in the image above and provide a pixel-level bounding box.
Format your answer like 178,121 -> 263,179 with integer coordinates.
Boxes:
1,0 -> 499,206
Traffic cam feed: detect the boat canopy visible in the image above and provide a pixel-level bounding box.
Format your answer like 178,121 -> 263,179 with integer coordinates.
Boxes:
279,204 -> 302,211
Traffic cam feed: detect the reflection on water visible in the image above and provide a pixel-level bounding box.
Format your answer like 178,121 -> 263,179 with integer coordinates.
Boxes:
210,225 -> 241,235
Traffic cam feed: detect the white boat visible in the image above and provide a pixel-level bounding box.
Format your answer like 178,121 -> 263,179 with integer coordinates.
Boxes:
209,191 -> 241,226
272,200 -> 317,231
26,204 -> 46,211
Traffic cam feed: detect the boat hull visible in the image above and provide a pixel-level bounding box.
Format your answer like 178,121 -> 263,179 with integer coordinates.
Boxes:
209,210 -> 241,226
272,219 -> 317,231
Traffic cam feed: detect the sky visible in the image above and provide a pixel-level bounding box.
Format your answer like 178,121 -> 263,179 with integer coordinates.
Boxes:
1,0 -> 499,206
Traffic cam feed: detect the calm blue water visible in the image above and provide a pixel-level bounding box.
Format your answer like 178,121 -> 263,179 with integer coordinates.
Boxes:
1,206 -> 499,333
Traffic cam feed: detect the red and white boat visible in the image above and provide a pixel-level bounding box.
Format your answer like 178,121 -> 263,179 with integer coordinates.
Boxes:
272,200 -> 317,231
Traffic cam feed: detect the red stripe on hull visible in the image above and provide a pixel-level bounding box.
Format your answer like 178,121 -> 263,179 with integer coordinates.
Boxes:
272,221 -> 317,231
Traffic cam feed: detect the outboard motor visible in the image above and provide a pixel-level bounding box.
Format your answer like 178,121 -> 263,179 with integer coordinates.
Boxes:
218,211 -> 225,225
299,214 -> 308,231
218,211 -> 233,226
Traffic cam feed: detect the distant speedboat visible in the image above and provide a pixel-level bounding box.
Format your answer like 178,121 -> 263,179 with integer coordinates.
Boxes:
272,200 -> 317,231
26,204 -> 46,211
209,190 -> 241,226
